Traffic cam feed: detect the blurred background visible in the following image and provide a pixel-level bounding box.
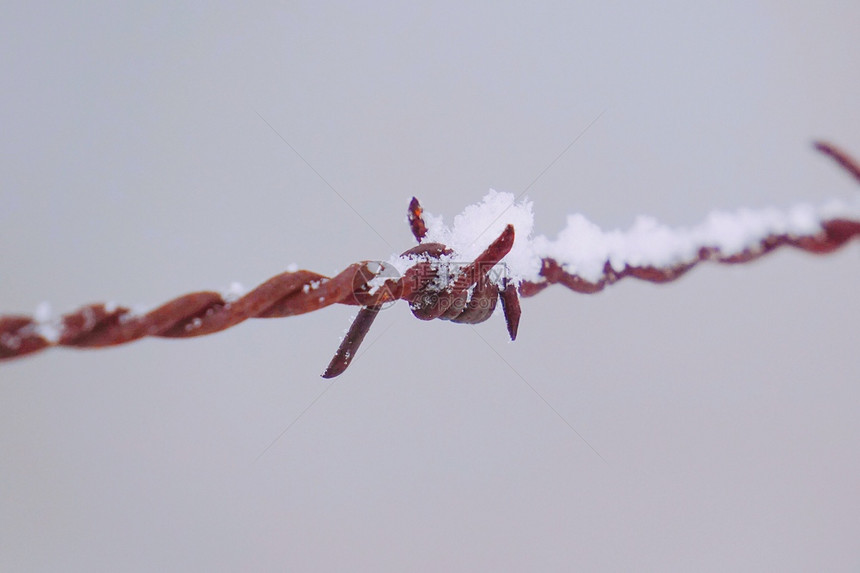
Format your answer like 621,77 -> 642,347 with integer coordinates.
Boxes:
1,1 -> 858,570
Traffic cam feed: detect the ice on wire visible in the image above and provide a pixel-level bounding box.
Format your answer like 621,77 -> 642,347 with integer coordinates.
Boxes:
391,190 -> 860,286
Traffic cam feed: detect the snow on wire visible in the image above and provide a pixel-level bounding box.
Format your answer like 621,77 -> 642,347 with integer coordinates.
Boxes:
1,141 -> 859,377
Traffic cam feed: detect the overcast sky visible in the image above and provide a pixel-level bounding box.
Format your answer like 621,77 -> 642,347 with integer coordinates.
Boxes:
1,2 -> 859,571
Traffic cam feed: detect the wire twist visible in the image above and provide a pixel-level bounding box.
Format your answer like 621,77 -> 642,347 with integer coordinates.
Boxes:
0,263 -> 375,361
518,218 -> 860,296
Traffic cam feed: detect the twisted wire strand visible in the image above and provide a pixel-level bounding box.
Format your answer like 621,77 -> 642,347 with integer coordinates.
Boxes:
0,264 -> 371,361
2,141 -> 859,363
518,219 -> 860,296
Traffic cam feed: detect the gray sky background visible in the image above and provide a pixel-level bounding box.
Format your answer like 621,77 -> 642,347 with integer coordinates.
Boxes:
1,2 -> 859,571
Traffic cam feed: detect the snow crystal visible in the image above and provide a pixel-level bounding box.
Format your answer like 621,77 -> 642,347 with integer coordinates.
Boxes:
421,189 -> 540,281
119,303 -> 152,323
301,279 -> 325,294
390,190 -> 541,288
34,321 -> 61,344
221,281 -> 245,302
32,301 -> 61,344
185,317 -> 203,332
286,263 -> 299,273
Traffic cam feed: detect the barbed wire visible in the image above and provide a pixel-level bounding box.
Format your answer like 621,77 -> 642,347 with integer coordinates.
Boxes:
2,141 -> 859,376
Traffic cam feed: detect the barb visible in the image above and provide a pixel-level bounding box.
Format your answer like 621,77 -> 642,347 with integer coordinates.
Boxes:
815,140 -> 860,184
2,142 -> 859,376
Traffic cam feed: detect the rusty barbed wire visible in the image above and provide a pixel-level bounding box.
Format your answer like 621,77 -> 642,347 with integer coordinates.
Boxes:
517,217 -> 860,297
2,141 -> 859,376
